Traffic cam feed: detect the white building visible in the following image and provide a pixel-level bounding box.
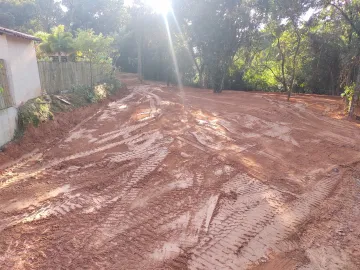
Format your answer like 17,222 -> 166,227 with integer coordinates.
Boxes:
0,27 -> 42,147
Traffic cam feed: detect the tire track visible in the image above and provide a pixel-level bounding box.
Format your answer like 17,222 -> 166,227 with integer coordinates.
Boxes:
97,92 -> 137,122
0,149 -> 41,172
91,146 -> 170,247
13,131 -> 167,227
0,133 -> 146,188
93,192 -> 192,256
96,122 -> 149,144
188,172 -> 341,269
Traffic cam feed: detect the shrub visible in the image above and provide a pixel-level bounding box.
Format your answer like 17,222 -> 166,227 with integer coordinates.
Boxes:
18,97 -> 53,128
341,83 -> 355,113
71,84 -> 92,94
90,83 -> 108,103
17,78 -> 123,131
98,77 -> 122,94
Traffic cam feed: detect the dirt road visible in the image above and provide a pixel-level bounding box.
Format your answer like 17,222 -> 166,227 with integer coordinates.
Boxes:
1,74 -> 360,269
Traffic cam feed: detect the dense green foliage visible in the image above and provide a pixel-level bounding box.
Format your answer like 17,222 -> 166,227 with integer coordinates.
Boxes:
18,96 -> 54,128
36,25 -> 74,61
3,0 -> 360,114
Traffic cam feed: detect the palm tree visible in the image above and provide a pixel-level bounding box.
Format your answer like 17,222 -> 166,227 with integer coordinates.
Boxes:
38,25 -> 74,62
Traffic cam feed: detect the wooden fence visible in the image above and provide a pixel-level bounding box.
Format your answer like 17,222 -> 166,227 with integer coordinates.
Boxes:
38,61 -> 112,94
0,59 -> 13,110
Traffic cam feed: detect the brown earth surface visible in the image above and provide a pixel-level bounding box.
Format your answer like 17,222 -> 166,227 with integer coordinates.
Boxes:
0,73 -> 360,270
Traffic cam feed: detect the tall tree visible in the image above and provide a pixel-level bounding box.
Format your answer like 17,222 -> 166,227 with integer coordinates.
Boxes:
34,0 -> 64,32
61,0 -> 126,34
174,0 -> 267,93
74,29 -> 114,85
300,8 -> 344,95
247,22 -> 309,100
0,0 -> 36,31
37,25 -> 74,62
325,0 -> 360,117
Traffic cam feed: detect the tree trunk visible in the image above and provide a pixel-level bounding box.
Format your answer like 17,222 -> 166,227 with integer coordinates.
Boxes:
213,58 -> 229,93
188,44 -> 205,89
213,71 -> 222,93
136,12 -> 143,84
282,81 -> 290,102
349,70 -> 360,118
58,52 -> 61,63
199,73 -> 203,89
167,67 -> 171,87
90,59 -> 93,88
137,35 -> 143,83
213,69 -> 226,93
199,65 -> 205,88
330,70 -> 335,96
289,23 -> 301,101
287,90 -> 291,101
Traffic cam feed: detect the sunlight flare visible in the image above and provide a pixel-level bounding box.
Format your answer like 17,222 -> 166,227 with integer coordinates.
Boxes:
145,0 -> 172,14
163,15 -> 184,94
124,0 -> 172,15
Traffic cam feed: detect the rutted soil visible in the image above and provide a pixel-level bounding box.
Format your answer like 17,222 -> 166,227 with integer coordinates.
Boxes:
0,73 -> 359,270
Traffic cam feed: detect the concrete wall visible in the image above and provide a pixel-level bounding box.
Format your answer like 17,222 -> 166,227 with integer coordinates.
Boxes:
0,107 -> 17,147
6,36 -> 42,106
0,34 -> 41,147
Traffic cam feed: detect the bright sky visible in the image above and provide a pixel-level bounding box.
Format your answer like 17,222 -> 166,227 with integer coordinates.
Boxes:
301,8 -> 317,22
124,0 -> 132,6
62,0 -> 315,21
125,0 -> 172,14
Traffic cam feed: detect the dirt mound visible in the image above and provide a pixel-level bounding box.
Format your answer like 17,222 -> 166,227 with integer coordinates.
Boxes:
0,86 -> 129,168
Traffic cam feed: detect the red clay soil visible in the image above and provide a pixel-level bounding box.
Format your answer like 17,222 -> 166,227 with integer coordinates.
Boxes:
0,73 -> 359,270
0,87 -> 129,166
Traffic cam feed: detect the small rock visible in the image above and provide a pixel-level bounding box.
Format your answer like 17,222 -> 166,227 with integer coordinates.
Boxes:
180,152 -> 191,158
224,165 -> 234,175
259,257 -> 268,263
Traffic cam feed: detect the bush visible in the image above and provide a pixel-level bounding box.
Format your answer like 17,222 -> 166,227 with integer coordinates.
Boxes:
71,84 -> 92,94
341,83 -> 355,113
90,84 -> 107,103
17,78 -> 123,130
98,77 -> 122,94
18,96 -> 53,128
70,78 -> 121,103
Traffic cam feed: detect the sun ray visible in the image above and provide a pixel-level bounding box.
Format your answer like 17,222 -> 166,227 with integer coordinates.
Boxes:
145,0 -> 171,15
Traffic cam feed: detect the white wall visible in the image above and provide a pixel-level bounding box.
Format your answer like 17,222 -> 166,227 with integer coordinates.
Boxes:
6,36 -> 42,106
0,107 -> 17,147
0,34 -> 41,147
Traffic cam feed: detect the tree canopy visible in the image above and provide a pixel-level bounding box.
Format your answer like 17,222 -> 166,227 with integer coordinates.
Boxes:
4,0 -> 360,115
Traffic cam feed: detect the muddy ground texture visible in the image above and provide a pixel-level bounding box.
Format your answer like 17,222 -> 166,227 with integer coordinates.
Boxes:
0,73 -> 360,270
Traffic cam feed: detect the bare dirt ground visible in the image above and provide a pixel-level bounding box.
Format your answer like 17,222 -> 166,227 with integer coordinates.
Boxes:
1,73 -> 360,270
